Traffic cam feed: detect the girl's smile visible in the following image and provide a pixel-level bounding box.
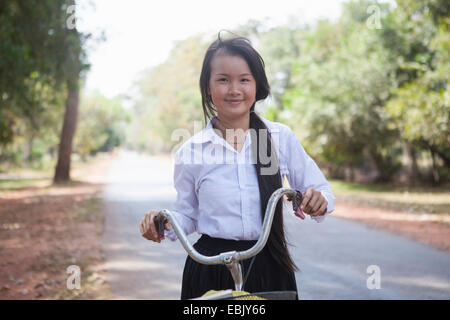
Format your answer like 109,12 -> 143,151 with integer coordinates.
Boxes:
225,99 -> 244,106
208,53 -> 256,121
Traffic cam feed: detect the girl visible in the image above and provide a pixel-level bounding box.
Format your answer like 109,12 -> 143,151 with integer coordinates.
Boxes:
140,34 -> 334,300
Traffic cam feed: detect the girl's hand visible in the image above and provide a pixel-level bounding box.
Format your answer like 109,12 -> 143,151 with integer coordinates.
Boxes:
140,210 -> 171,243
301,188 -> 328,217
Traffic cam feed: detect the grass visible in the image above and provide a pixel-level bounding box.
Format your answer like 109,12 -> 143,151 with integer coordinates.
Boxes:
0,152 -> 114,192
0,178 -> 51,190
330,179 -> 450,215
331,179 -> 449,193
0,154 -> 114,300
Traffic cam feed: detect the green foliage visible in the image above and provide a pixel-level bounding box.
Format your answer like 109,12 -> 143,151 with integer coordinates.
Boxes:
282,2 -> 399,181
382,0 -> 450,180
127,0 -> 448,184
257,26 -> 302,110
3,0 -> 446,184
75,91 -> 129,158
0,0 -> 96,172
278,0 -> 448,182
126,36 -> 206,153
0,0 -> 87,141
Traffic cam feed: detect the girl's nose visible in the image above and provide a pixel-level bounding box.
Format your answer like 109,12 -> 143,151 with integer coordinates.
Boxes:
228,82 -> 240,95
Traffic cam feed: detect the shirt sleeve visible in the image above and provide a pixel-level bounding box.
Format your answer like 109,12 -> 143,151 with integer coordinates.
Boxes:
284,127 -> 335,223
165,153 -> 199,241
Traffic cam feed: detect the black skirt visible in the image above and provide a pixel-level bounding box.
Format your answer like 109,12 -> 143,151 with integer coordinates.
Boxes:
181,234 -> 298,299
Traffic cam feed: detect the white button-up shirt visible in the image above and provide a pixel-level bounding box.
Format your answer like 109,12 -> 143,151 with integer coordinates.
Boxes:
166,116 -> 335,241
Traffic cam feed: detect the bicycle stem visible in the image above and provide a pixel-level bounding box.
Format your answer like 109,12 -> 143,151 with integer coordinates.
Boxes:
158,187 -> 300,291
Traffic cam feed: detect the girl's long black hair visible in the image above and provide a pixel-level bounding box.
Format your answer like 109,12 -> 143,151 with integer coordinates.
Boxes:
199,33 -> 298,273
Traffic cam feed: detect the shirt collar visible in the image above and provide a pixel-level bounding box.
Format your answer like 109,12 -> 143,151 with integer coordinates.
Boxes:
191,117 -> 252,153
191,117 -> 218,144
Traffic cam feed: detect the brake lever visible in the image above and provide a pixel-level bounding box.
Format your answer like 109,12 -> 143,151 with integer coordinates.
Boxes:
153,213 -> 169,239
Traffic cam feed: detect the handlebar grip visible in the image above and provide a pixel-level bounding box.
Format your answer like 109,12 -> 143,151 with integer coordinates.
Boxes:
153,213 -> 168,239
287,190 -> 303,212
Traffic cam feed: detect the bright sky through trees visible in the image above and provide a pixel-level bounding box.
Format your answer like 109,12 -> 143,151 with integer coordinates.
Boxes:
76,0 -> 346,99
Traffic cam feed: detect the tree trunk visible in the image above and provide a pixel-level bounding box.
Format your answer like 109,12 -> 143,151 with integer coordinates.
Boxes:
368,149 -> 394,183
419,139 -> 450,169
24,133 -> 34,163
430,149 -> 440,185
402,141 -> 420,184
430,145 -> 450,169
53,80 -> 79,183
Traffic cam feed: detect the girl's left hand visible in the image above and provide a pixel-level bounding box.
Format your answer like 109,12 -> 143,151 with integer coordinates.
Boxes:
300,188 -> 328,217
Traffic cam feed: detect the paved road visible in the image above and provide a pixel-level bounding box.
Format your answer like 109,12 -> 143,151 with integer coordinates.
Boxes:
101,151 -> 450,299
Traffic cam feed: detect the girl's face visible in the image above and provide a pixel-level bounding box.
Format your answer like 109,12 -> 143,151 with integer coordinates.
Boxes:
208,53 -> 256,122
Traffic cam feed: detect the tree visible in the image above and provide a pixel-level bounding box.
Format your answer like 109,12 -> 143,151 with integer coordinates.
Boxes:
0,0 -> 68,147
382,0 -> 449,183
75,91 -> 129,158
53,0 -> 90,183
0,0 -> 90,181
129,36 -> 206,153
283,1 -> 399,181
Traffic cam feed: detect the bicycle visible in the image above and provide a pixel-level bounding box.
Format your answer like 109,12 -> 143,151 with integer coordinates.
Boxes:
153,187 -> 304,300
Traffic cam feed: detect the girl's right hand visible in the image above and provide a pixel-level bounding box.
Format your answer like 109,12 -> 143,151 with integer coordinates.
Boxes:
140,210 -> 170,243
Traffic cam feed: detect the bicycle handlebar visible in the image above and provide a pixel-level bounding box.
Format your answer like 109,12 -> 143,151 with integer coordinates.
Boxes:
156,187 -> 303,291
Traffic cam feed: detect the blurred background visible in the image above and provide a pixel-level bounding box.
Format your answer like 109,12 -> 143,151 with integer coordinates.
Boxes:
0,0 -> 448,185
0,0 -> 449,300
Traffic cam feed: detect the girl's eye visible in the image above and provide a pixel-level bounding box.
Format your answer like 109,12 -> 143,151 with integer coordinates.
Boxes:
241,78 -> 250,82
218,78 -> 227,82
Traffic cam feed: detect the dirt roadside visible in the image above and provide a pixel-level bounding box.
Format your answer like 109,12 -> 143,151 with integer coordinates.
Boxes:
0,153 -> 117,300
332,200 -> 450,252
